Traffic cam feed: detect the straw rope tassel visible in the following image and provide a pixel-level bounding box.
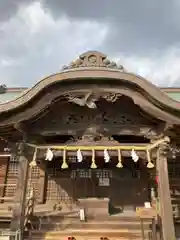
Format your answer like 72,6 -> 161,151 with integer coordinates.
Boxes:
29,148 -> 37,168
146,149 -> 154,168
91,149 -> 97,169
61,149 -> 68,169
116,149 -> 123,168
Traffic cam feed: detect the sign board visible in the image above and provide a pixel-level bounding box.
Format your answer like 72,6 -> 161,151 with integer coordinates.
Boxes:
136,207 -> 157,219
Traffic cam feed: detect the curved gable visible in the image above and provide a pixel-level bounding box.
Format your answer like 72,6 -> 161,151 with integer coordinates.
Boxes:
0,51 -> 180,127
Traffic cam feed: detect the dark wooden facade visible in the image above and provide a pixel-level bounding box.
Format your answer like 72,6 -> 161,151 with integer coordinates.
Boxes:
0,51 -> 180,239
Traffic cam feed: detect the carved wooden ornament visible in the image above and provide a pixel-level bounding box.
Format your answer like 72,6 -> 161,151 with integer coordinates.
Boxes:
62,51 -> 125,70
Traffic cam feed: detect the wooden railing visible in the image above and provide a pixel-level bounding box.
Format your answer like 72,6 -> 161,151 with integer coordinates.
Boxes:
0,229 -> 21,240
0,183 -> 35,239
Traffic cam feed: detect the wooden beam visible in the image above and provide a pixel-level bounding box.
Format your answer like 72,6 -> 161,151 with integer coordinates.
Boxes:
31,126 -> 153,137
37,149 -> 150,159
156,143 -> 176,240
26,137 -> 169,150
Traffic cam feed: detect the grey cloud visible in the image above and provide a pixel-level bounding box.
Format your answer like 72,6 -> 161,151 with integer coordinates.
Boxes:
0,0 -> 35,22
42,0 -> 180,55
0,0 -> 180,56
0,0 -> 180,87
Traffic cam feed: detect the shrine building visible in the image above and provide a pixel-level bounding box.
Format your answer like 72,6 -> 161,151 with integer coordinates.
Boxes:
0,51 -> 180,239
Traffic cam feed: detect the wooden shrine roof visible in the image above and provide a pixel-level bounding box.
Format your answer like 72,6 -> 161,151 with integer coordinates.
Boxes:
0,50 -> 179,113
0,51 -> 180,141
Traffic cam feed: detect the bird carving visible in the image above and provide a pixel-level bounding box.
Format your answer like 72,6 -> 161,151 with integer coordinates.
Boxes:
68,92 -> 97,108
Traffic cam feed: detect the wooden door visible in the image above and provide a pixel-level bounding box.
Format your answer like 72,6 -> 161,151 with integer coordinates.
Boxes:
110,158 -> 149,214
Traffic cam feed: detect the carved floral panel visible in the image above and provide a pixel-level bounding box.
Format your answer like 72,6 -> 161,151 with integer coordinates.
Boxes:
27,96 -> 157,135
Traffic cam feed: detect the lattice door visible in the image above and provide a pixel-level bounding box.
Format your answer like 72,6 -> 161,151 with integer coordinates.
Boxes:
168,157 -> 180,217
4,156 -> 41,203
46,158 -> 75,205
4,155 -> 18,202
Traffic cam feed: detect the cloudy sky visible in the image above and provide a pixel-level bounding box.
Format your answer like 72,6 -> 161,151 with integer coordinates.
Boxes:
0,0 -> 180,87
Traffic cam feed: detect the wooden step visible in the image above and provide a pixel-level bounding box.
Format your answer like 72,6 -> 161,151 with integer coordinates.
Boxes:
34,213 -> 153,222
35,219 -> 152,231
30,236 -> 149,240
31,228 -> 151,239
29,215 -> 154,240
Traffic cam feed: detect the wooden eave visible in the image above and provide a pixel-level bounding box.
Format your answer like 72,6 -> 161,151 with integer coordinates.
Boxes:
0,69 -> 180,113
0,51 -> 180,137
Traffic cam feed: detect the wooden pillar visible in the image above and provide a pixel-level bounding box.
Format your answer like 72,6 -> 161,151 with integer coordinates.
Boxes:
10,142 -> 30,239
156,142 -> 175,240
